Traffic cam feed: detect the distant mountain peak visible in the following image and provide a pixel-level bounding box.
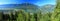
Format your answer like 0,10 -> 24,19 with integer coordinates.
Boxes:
20,3 -> 35,6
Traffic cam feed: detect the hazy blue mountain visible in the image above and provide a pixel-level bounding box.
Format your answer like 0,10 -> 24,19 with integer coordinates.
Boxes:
19,3 -> 39,13
17,3 -> 38,9
0,3 -> 39,13
0,3 -> 38,9
0,4 -> 20,8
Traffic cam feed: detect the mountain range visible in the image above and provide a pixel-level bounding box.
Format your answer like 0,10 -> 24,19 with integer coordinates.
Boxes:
0,3 -> 55,13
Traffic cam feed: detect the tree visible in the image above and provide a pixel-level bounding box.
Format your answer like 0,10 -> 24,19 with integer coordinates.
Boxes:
51,0 -> 60,21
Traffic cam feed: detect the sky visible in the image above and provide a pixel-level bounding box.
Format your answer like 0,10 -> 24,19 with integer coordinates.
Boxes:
27,0 -> 56,6
0,0 -> 56,6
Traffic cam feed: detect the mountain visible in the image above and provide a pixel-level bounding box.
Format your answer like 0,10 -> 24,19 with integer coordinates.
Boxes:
39,4 -> 55,13
17,3 -> 38,9
0,3 -> 38,9
0,3 -> 39,13
19,3 -> 38,13
0,4 -> 18,8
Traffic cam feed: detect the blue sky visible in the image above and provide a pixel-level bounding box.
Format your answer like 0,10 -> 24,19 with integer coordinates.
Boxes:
27,0 -> 56,6
0,0 -> 56,6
